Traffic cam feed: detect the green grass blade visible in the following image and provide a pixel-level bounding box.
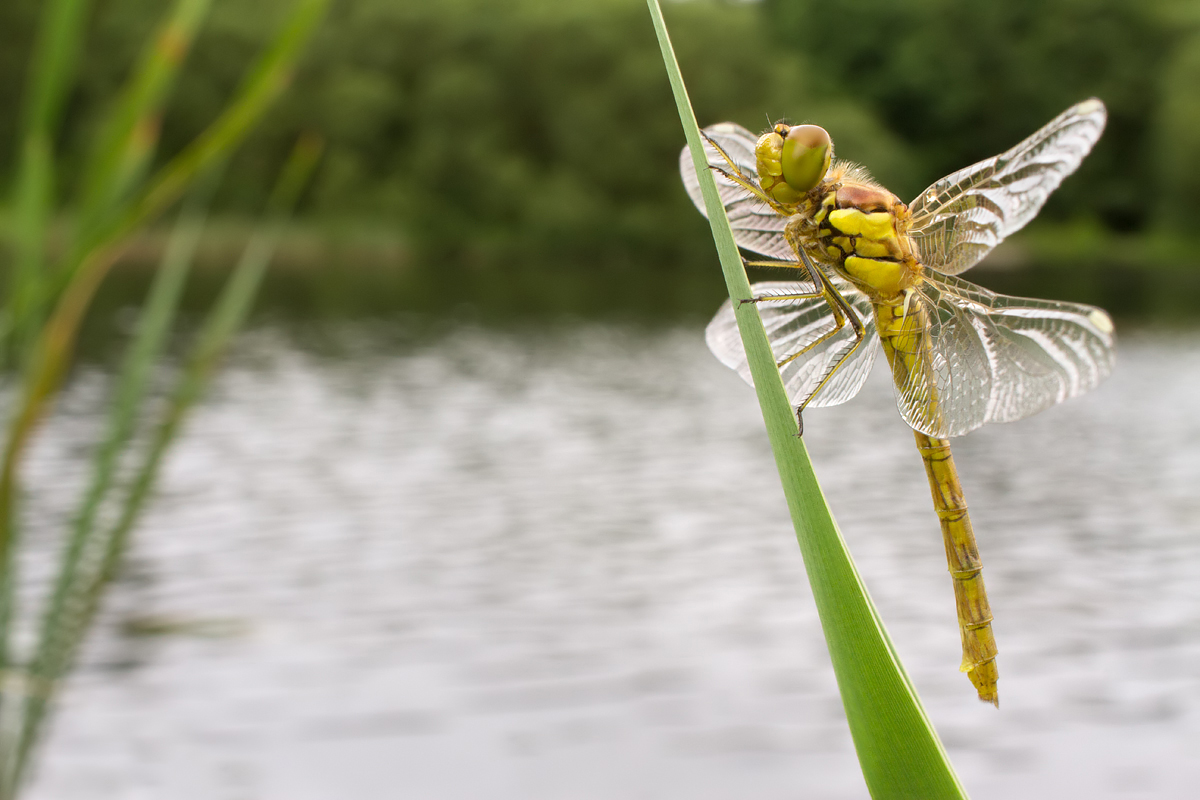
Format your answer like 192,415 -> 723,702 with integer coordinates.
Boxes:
0,0 -> 330,589
6,135 -> 320,790
75,0 -> 214,239
0,6 -> 327,783
17,0 -> 91,141
52,0 -> 327,309
3,0 -> 94,368
17,167 -> 225,768
0,0 -> 93,749
167,134 -> 323,394
29,0 -> 213,365
4,139 -> 54,374
645,2 -> 969,797
119,0 -> 330,242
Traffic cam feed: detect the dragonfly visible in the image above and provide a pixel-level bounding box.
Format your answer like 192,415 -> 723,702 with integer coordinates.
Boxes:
680,99 -> 1115,706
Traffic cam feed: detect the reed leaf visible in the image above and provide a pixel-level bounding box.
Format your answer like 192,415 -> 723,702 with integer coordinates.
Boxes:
74,0 -> 214,252
0,0 -> 96,738
13,167 -> 227,788
6,134 -> 321,792
0,2 -> 327,792
0,0 -> 330,609
20,0 -> 215,371
4,0 -> 94,368
645,2 -> 969,797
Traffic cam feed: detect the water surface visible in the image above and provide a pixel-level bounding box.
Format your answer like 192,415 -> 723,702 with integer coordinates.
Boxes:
23,320 -> 1200,799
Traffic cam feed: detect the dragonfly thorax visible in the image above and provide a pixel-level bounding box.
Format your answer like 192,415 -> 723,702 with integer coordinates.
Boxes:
788,174 -> 922,302
754,124 -> 922,301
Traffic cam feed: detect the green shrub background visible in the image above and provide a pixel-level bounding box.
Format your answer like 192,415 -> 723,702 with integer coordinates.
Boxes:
2,0 -> 1197,275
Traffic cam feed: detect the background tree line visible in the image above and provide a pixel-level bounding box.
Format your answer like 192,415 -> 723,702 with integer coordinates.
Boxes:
2,0 -> 1198,274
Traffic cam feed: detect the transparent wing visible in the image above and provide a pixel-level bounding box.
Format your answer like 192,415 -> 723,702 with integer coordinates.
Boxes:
908,99 -> 1107,276
887,273 -> 1116,438
680,123 -> 794,261
706,277 -> 880,409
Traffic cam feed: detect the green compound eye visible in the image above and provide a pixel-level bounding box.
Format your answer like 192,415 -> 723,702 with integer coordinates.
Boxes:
781,124 -> 832,193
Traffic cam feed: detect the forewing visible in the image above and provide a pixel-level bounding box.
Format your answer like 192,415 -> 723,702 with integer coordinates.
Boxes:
889,273 -> 1116,438
680,123 -> 794,261
908,99 -> 1107,276
706,277 -> 879,409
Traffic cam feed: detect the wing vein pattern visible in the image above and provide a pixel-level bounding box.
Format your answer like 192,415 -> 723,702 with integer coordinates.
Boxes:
706,278 -> 880,409
907,98 -> 1107,276
682,105 -> 1115,437
891,273 -> 1115,437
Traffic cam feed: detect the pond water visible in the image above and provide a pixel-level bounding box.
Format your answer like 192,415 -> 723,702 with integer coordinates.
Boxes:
20,319 -> 1200,799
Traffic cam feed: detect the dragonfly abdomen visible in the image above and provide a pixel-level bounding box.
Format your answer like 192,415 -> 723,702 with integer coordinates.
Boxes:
914,433 -> 1000,706
875,298 -> 1000,705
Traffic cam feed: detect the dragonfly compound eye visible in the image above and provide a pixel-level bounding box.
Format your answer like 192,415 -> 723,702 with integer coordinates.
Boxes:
756,131 -> 799,205
781,124 -> 832,193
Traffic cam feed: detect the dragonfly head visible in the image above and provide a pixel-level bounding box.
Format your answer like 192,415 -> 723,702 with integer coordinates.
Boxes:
756,123 -> 833,205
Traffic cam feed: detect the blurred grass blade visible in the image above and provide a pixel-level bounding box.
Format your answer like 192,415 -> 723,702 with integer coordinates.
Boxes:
15,165 -> 227,783
75,0 -> 213,242
4,0 -> 94,367
0,5 -> 327,786
164,134 -> 324,399
74,136 -> 323,669
0,0 -> 330,611
120,0 -> 329,243
18,0 -> 91,138
37,0 -> 213,366
645,2 -> 968,797
7,135 -> 322,791
0,0 -> 93,753
55,0 -> 329,301
5,141 -> 54,373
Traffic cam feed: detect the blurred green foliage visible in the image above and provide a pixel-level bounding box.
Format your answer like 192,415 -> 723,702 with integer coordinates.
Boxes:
1157,30 -> 1200,230
2,0 -> 1198,275
762,0 -> 1193,232
277,0 -> 918,270
0,0 -> 916,273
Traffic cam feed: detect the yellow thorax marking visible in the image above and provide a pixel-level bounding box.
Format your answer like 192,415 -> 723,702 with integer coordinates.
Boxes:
828,208 -> 894,240
844,255 -> 906,297
854,239 -> 892,259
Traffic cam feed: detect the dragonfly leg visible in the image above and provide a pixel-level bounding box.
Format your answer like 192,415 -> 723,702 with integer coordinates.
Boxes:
734,260 -> 801,268
760,284 -> 855,439
790,272 -> 868,421
774,253 -> 852,372
737,285 -> 825,309
742,258 -> 805,270
709,164 -> 789,214
701,133 -> 793,216
744,248 -> 866,436
736,258 -> 816,307
775,310 -> 845,370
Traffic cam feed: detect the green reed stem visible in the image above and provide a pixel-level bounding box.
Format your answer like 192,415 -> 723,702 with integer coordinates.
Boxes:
73,0 -> 214,261
13,169 -> 226,791
0,1 -> 328,792
0,0 -> 330,627
6,135 -> 322,793
645,2 -> 969,797
4,0 -> 93,372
